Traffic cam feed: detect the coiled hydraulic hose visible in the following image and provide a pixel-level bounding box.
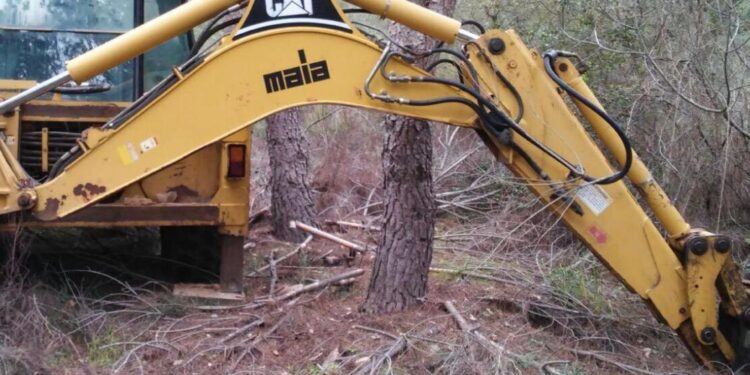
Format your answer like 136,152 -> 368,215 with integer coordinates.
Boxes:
543,50 -> 633,185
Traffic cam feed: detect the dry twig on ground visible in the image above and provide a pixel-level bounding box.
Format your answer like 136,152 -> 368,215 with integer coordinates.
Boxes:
290,221 -> 369,252
325,220 -> 382,232
569,349 -> 661,375
267,250 -> 278,297
350,325 -> 408,375
430,267 -> 526,287
256,268 -> 365,304
246,235 -> 314,277
443,300 -> 566,375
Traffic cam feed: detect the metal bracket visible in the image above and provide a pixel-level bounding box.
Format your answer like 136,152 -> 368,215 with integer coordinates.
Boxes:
684,232 -> 736,360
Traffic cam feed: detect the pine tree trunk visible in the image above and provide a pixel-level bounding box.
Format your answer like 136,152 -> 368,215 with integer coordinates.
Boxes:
361,116 -> 436,313
361,0 -> 456,314
266,108 -> 317,243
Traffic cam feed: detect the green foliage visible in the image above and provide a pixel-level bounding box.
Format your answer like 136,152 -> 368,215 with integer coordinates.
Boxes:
514,352 -> 542,369
558,363 -> 588,375
86,326 -> 124,369
154,296 -> 187,318
335,284 -> 354,299
302,364 -> 325,374
456,0 -> 750,226
301,362 -> 341,374
547,258 -> 612,315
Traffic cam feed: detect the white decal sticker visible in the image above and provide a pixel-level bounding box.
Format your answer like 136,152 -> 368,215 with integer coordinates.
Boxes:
140,137 -> 158,153
127,143 -> 139,161
576,184 -> 612,216
266,0 -> 313,17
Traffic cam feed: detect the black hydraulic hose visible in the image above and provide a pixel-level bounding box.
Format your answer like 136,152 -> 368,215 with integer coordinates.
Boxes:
343,8 -> 372,14
189,0 -> 248,56
47,146 -> 82,180
409,47 -> 482,90
461,20 -> 486,34
425,48 -> 479,76
396,90 -> 548,183
382,51 -> 589,178
380,50 -> 633,184
493,66 -> 524,123
190,17 -> 242,57
426,59 -> 465,84
510,142 -> 549,181
465,41 -> 524,122
542,50 -> 633,185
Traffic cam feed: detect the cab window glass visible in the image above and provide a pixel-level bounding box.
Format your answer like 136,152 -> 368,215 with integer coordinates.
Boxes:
0,0 -> 135,101
143,0 -> 190,91
0,0 -> 133,31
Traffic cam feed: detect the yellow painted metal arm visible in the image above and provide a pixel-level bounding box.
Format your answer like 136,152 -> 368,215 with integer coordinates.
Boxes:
345,0 -> 462,43
65,0 -> 465,84
461,30 -> 690,329
459,31 -> 749,367
32,29 -> 477,220
0,0 -> 746,368
554,62 -> 691,239
67,0 -> 242,83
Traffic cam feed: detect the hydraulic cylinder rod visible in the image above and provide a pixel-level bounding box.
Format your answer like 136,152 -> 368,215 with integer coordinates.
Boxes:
0,0 -> 242,114
556,62 -> 691,239
68,0 -> 241,82
0,0 -> 469,114
344,0 -> 464,43
0,72 -> 71,115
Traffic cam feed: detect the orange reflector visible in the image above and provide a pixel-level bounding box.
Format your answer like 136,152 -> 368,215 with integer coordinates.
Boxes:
227,144 -> 247,178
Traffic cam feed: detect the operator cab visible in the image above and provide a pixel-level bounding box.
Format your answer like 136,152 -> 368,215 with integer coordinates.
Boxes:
0,0 -> 193,102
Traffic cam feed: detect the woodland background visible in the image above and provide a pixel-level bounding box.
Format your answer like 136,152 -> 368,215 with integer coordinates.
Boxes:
1,0 -> 749,374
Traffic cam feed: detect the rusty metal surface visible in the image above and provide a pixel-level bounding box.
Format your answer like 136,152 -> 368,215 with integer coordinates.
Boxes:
0,203 -> 220,231
20,103 -> 125,121
73,183 -> 107,202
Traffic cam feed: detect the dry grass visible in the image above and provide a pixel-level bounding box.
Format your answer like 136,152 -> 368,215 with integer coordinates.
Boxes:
1,69 -> 743,374
0,215 -> 710,374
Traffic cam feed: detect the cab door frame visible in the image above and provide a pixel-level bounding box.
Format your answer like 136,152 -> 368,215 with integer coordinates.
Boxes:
133,0 -> 195,99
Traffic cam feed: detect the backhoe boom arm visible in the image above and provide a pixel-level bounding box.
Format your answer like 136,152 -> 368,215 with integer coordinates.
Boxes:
0,0 -> 747,369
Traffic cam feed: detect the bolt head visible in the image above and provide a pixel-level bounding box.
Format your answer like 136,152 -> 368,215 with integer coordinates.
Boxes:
715,237 -> 732,253
700,327 -> 716,344
488,38 -> 506,55
17,193 -> 35,209
686,237 -> 709,256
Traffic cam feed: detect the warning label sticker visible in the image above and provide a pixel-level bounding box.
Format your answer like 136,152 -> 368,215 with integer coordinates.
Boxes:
576,184 -> 612,216
117,143 -> 139,166
140,137 -> 158,153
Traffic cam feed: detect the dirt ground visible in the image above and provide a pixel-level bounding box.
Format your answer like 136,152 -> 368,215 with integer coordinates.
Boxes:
0,212 -> 719,375
26,216 -> 701,375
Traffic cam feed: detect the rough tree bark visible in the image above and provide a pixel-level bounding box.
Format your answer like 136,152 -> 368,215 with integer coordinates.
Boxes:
266,108 -> 317,243
361,0 -> 456,314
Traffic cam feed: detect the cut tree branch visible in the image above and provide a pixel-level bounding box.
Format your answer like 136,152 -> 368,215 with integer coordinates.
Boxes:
350,326 -> 408,375
246,235 -> 313,277
443,301 -> 565,375
258,268 -> 365,304
290,221 -> 369,252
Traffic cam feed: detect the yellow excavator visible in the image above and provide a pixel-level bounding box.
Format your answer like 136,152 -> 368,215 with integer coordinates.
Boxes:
0,0 -> 748,370
0,0 -> 252,289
